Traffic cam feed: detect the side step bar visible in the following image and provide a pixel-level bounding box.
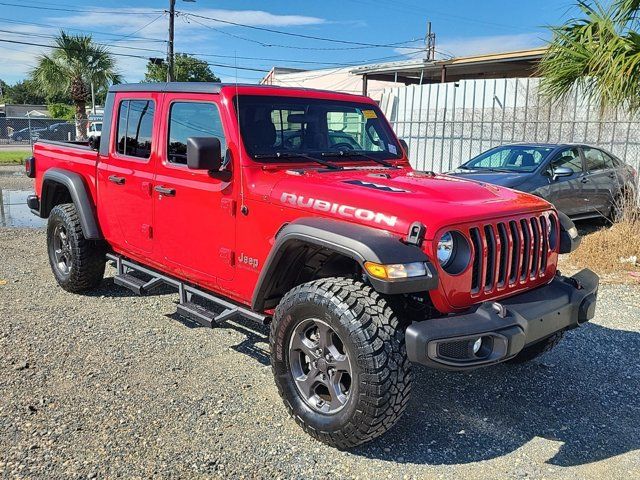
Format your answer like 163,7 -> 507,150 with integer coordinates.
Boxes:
107,253 -> 267,327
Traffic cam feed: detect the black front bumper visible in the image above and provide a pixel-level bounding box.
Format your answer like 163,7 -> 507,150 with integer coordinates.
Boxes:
405,269 -> 599,371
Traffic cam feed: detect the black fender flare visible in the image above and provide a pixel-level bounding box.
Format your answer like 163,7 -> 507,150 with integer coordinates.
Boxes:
41,168 -> 102,240
557,211 -> 581,254
251,217 -> 438,311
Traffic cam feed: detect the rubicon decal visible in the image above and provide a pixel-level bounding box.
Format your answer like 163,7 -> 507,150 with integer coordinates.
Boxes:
280,192 -> 398,227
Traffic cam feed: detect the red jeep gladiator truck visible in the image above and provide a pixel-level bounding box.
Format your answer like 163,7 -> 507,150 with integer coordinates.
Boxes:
26,82 -> 598,448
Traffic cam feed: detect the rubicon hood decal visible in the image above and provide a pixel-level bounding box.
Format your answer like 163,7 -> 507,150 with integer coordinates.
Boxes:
343,179 -> 409,193
280,192 -> 398,227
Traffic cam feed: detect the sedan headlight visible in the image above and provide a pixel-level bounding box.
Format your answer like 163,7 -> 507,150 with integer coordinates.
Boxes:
437,232 -> 455,267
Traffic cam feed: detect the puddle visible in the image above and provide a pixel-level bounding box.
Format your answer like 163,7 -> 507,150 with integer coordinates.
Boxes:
0,190 -> 46,228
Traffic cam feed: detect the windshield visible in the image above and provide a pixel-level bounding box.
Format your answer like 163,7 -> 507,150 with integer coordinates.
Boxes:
461,145 -> 554,173
235,95 -> 402,162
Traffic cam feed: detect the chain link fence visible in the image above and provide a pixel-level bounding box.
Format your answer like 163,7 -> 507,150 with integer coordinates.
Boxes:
380,77 -> 640,174
0,117 -> 76,145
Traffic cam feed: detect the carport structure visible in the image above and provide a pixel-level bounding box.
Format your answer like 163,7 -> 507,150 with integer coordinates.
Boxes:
352,48 -> 546,96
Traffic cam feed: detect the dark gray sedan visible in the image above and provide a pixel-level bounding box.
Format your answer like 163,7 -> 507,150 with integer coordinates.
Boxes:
449,143 -> 637,219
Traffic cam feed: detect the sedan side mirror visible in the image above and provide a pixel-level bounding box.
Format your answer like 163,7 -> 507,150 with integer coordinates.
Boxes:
552,166 -> 574,181
187,137 -> 222,171
399,138 -> 409,156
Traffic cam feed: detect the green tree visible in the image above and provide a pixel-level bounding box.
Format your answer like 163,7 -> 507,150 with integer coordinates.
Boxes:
3,79 -> 47,104
31,31 -> 120,139
47,103 -> 75,121
539,0 -> 640,111
144,54 -> 220,83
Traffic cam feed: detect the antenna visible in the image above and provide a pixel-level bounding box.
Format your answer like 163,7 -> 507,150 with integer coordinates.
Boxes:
235,51 -> 246,213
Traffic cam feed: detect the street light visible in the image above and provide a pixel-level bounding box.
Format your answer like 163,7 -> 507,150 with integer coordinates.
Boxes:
168,0 -> 196,82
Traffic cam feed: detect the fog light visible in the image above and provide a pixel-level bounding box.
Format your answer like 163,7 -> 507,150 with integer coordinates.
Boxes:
472,337 -> 482,354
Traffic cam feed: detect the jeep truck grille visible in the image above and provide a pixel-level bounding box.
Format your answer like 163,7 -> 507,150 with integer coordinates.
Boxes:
434,211 -> 559,310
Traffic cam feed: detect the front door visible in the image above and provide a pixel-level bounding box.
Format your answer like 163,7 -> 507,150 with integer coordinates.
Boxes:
539,147 -> 586,216
153,96 -> 236,282
100,95 -> 158,255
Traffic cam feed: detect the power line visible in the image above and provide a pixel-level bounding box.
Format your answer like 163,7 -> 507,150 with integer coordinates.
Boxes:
180,11 -> 425,49
0,37 -> 269,73
0,2 -> 163,15
0,17 -> 167,43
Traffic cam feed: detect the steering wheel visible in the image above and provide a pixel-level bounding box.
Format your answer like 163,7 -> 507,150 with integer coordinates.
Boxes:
330,142 -> 355,152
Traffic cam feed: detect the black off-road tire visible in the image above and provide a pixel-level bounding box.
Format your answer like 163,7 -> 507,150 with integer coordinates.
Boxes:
270,277 -> 412,449
47,203 -> 105,293
506,331 -> 564,364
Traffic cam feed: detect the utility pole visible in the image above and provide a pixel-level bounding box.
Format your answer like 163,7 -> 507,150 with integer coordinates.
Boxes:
425,21 -> 436,61
168,0 -> 176,82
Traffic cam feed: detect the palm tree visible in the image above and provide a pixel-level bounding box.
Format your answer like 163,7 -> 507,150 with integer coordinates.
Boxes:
31,31 -> 120,139
539,0 -> 640,111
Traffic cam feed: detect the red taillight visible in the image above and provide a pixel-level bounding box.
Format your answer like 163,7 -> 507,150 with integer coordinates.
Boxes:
25,156 -> 36,178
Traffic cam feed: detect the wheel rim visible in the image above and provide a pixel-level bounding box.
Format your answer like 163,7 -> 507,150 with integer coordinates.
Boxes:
288,318 -> 352,414
52,224 -> 72,275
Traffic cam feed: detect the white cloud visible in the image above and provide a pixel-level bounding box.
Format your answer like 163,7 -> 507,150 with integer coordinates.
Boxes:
0,7 -> 325,84
393,32 -> 547,61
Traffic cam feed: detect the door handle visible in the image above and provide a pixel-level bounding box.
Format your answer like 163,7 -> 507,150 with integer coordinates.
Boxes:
154,185 -> 176,196
108,175 -> 125,185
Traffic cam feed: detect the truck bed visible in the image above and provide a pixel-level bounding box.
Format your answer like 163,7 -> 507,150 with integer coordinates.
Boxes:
33,139 -> 99,206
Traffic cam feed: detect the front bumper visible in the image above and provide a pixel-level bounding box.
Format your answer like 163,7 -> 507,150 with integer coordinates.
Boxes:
405,269 -> 599,371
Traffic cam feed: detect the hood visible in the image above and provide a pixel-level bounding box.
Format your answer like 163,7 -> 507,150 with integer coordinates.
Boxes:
268,167 -> 551,239
447,169 -> 532,189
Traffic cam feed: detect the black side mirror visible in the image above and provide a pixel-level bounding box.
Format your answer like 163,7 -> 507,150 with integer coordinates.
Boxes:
187,137 -> 222,171
399,138 -> 409,156
89,135 -> 101,151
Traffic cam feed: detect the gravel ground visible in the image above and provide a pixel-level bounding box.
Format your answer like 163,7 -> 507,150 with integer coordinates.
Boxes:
1,167 -> 639,479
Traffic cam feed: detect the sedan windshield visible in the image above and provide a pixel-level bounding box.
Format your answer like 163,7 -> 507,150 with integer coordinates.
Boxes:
461,146 -> 554,173
235,95 -> 402,163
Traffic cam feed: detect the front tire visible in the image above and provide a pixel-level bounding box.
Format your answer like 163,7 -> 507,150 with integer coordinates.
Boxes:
47,203 -> 105,292
270,277 -> 412,449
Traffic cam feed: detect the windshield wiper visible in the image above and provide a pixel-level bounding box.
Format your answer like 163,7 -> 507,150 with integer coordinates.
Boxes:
470,167 -> 514,173
320,150 -> 398,169
253,151 -> 342,170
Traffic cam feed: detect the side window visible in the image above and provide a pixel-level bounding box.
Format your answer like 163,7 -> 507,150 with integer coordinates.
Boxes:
601,151 -> 616,169
168,102 -> 226,165
582,147 -> 606,172
116,100 -> 154,159
550,148 -> 582,173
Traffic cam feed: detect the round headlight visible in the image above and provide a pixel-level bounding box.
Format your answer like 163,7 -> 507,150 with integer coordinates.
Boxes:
437,232 -> 455,267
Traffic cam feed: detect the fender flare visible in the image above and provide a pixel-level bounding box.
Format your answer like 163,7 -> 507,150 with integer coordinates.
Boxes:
557,211 -> 581,254
41,168 -> 102,240
251,217 -> 438,311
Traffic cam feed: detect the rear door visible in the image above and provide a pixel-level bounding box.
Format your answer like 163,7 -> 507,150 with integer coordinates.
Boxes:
540,147 -> 586,215
152,95 -> 236,282
581,147 -> 612,214
99,95 -> 158,254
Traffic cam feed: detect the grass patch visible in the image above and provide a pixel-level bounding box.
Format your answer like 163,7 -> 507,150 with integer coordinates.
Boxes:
569,221 -> 640,273
568,192 -> 640,275
0,150 -> 30,165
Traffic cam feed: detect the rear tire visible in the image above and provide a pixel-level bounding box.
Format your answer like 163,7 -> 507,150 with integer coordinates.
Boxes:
47,203 -> 105,293
270,277 -> 412,449
506,331 -> 564,364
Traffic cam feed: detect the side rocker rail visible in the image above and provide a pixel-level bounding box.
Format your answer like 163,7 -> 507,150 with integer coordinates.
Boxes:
106,253 -> 267,327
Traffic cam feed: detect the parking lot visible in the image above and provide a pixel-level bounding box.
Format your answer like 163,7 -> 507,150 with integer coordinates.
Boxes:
1,166 -> 639,479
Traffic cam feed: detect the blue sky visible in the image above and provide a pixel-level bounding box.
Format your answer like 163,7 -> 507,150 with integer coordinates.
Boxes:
0,0 -> 581,85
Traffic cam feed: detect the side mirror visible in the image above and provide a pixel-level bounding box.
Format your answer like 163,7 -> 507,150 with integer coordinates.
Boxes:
89,135 -> 101,151
187,137 -> 222,171
399,138 -> 409,156
552,166 -> 573,181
